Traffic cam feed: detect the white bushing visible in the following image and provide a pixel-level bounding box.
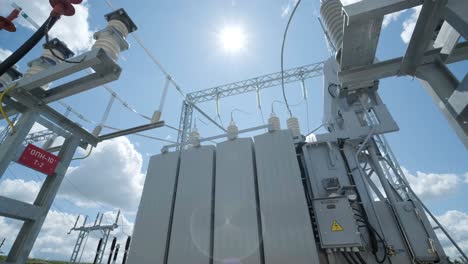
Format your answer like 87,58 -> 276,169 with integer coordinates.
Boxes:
268,112 -> 281,132
188,128 -> 201,147
227,121 -> 239,140
320,0 -> 344,51
151,111 -> 162,123
0,70 -> 14,87
287,116 -> 301,137
92,20 -> 130,62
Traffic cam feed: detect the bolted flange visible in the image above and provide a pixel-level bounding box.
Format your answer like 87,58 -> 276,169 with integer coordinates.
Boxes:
104,8 -> 138,34
43,38 -> 75,59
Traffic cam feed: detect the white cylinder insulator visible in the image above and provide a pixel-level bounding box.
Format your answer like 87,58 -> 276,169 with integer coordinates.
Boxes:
25,49 -> 63,77
227,121 -> 239,140
92,33 -> 121,62
0,72 -> 14,88
188,129 -> 201,147
268,114 -> 281,132
287,117 -> 301,137
109,20 -> 129,37
320,0 -> 344,51
92,20 -> 129,62
25,62 -> 45,77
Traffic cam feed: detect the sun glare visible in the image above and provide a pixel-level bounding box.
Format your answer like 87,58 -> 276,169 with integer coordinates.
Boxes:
218,25 -> 247,53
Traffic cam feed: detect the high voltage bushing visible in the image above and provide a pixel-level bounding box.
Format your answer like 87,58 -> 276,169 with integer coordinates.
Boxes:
25,38 -> 74,78
287,116 -> 301,138
268,111 -> 281,132
227,120 -> 239,140
93,8 -> 137,62
0,65 -> 21,88
320,0 -> 344,54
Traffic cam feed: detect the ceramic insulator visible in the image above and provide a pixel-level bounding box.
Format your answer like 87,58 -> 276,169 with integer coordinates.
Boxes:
287,116 -> 301,137
320,0 -> 344,51
268,113 -> 281,132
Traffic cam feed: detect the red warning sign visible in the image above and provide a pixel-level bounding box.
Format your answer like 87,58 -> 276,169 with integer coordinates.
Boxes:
18,144 -> 60,175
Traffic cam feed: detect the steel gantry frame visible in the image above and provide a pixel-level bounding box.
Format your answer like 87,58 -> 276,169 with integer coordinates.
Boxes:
336,0 -> 468,148
177,62 -> 325,144
68,211 -> 120,264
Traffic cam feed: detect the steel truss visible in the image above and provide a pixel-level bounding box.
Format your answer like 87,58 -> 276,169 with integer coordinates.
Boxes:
177,62 -> 325,143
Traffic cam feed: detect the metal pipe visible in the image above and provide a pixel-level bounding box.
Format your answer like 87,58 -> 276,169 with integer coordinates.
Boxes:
122,236 -> 131,264
367,142 -> 397,204
98,121 -> 165,141
112,244 -> 120,264
107,237 -> 117,264
93,238 -> 103,264
158,76 -> 171,114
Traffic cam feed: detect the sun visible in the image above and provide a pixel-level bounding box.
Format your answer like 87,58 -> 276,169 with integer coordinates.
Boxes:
218,25 -> 247,53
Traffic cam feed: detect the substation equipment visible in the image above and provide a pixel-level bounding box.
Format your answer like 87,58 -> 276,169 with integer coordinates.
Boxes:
0,0 -> 466,263
127,0 -> 468,264
0,6 -> 164,264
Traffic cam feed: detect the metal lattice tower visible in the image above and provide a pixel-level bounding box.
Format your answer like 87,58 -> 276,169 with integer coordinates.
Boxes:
68,211 -> 120,264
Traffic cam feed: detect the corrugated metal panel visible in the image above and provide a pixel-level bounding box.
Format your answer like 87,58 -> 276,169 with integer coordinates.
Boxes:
254,130 -> 320,264
127,151 -> 180,264
213,138 -> 262,264
167,146 -> 215,264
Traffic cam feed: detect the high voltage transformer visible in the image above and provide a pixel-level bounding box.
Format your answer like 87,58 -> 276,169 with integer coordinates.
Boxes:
0,0 -> 466,262
127,0 -> 468,263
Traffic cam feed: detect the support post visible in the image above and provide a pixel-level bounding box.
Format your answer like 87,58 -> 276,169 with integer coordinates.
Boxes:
6,136 -> 81,264
0,110 -> 38,179
415,61 -> 468,148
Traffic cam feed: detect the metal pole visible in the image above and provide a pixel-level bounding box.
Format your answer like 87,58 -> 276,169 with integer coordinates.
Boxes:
107,237 -> 117,264
0,110 -> 38,179
367,141 -> 398,204
6,136 -> 81,263
122,236 -> 131,264
93,238 -> 103,264
112,244 -> 120,264
158,77 -> 171,114
0,238 -> 5,253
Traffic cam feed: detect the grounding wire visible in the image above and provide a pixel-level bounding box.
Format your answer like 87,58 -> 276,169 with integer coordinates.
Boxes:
280,0 -> 302,117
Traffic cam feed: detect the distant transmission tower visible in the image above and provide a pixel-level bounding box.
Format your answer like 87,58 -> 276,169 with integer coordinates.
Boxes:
0,238 -> 5,254
68,211 -> 120,264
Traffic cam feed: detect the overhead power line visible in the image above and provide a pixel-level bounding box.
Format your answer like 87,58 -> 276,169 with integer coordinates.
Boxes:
281,0 -> 303,117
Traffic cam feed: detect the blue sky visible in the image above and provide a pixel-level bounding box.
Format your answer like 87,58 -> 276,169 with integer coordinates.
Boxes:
0,0 -> 467,261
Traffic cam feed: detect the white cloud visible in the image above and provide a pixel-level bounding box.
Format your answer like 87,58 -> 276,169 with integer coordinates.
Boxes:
435,210 -> 468,261
0,48 -> 12,61
0,178 -> 41,203
59,137 -> 145,210
0,210 -> 133,262
382,10 -> 406,28
403,167 -> 462,199
281,0 -> 298,18
0,0 -> 93,52
464,173 -> 468,183
401,6 -> 422,43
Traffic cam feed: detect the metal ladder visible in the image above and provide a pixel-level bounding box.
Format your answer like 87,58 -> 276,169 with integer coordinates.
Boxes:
69,230 -> 89,263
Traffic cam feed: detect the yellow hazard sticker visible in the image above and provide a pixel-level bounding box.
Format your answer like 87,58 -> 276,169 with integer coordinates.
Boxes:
331,220 -> 344,232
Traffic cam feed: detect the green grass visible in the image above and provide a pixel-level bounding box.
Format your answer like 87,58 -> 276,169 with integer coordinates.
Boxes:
0,255 -> 81,264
